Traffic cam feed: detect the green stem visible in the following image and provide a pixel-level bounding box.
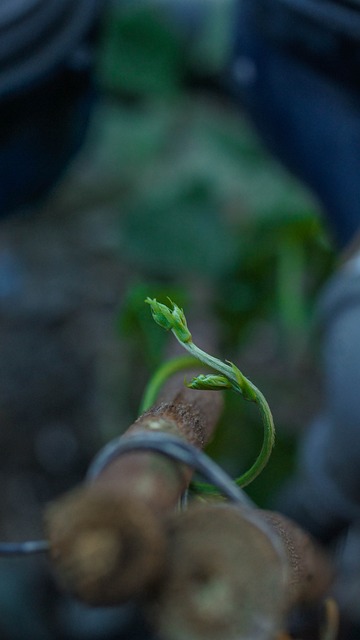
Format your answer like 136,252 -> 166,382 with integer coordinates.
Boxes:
178,338 -> 275,488
139,355 -> 200,414
145,297 -> 276,491
235,388 -> 274,487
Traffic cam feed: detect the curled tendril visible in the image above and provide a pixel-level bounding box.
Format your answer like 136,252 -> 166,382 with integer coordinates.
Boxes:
145,298 -> 276,491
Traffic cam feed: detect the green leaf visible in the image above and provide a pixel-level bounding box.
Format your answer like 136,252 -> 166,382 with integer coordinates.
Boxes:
97,6 -> 185,97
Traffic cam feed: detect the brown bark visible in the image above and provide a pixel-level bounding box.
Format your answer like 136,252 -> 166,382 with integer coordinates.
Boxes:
149,503 -> 333,640
44,369 -> 223,605
261,510 -> 332,606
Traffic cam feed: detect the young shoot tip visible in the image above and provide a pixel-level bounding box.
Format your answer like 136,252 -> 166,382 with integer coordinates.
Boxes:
145,297 -> 192,344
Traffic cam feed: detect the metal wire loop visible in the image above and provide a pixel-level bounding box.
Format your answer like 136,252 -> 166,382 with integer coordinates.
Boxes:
0,431 -> 253,556
87,432 -> 254,507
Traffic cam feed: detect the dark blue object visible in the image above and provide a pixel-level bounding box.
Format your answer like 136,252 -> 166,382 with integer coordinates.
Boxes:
227,0 -> 360,247
0,0 -> 104,217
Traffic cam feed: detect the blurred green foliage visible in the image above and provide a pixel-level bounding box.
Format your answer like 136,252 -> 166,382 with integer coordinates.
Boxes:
94,1 -> 336,504
98,4 -> 185,97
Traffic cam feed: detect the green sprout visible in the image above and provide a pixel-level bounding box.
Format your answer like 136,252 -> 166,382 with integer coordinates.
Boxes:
144,297 -> 275,489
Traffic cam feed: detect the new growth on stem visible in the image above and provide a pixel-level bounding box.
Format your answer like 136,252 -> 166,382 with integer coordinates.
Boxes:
146,297 -> 275,488
145,297 -> 193,343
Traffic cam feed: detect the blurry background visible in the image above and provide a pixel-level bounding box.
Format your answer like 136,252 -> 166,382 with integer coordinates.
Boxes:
0,0 -> 336,637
